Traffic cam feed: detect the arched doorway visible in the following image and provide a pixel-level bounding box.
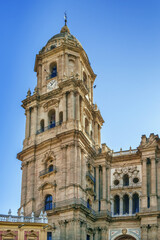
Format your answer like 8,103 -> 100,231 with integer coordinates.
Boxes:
115,235 -> 136,240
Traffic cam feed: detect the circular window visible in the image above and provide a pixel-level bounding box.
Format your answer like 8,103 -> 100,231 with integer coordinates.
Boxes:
114,179 -> 119,186
133,177 -> 139,184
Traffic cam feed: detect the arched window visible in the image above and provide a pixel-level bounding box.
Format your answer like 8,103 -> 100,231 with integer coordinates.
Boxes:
49,165 -> 53,172
48,109 -> 56,128
114,195 -> 120,215
87,199 -> 91,209
83,72 -> 87,87
123,174 -> 129,186
50,63 -> 57,78
132,193 -> 139,214
40,119 -> 44,132
59,111 -> 63,125
85,118 -> 89,134
123,194 -> 129,214
45,195 -> 52,211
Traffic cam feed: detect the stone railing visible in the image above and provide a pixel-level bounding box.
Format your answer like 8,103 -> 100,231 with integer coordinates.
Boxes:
0,210 -> 48,223
110,182 -> 142,190
112,149 -> 137,157
43,198 -> 111,218
86,171 -> 95,183
39,166 -> 57,177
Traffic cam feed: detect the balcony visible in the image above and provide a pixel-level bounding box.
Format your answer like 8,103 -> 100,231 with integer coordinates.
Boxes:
39,166 -> 57,177
110,182 -> 141,190
86,171 -> 95,184
36,121 -> 62,135
85,130 -> 95,144
33,198 -> 112,219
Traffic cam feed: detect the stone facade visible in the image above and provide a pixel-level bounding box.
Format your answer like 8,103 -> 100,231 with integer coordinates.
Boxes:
17,23 -> 160,240
0,214 -> 51,240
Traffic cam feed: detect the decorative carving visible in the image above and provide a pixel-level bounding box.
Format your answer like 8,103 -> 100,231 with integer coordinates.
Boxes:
43,98 -> 59,111
122,228 -> 127,235
26,88 -> 31,97
38,181 -> 57,191
42,151 -> 56,163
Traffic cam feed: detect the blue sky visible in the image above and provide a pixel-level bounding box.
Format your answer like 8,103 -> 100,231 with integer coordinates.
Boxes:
0,0 -> 160,214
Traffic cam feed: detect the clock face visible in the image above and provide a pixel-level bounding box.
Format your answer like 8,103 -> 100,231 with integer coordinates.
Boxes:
47,80 -> 58,92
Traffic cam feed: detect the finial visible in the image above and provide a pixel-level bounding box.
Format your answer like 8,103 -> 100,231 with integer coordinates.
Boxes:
27,88 -> 31,97
64,11 -> 67,26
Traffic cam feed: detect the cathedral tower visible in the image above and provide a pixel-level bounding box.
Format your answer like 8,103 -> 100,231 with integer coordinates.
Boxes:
17,22 -> 105,239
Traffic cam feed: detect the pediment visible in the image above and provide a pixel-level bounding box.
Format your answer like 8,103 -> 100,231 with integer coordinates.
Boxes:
26,231 -> 38,237
42,151 -> 55,163
2,231 -> 16,237
139,133 -> 160,150
38,181 -> 56,191
43,98 -> 59,111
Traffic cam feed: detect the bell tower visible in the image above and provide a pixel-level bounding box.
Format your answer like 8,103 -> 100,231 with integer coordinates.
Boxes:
17,22 -> 104,237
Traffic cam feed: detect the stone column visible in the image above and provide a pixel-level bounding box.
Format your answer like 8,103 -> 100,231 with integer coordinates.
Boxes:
129,195 -> 132,215
65,53 -> 68,77
103,166 -> 106,199
69,144 -> 75,185
151,224 -> 158,240
63,93 -> 66,122
59,221 -> 66,240
67,220 -> 75,240
21,162 -> 28,206
98,125 -> 101,146
94,122 -> 99,147
31,106 -> 38,135
110,198 -> 114,216
76,92 -> 80,121
107,168 -> 111,211
141,225 -> 148,240
96,167 -> 99,201
37,63 -> 42,90
80,98 -> 84,127
141,158 -> 147,208
81,222 -> 86,240
77,146 -> 81,185
70,91 -> 74,120
28,107 -> 32,137
25,109 -> 30,138
94,228 -> 98,240
61,54 -> 64,79
30,160 -> 35,204
66,145 -> 71,186
101,227 -> 107,240
151,157 -> 156,195
76,57 -> 80,76
76,220 -> 81,240
61,146 -> 67,188
151,157 -> 157,210
120,196 -> 123,215
56,107 -> 59,124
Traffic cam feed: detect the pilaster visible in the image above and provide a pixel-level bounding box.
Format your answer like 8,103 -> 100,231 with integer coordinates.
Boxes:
141,225 -> 148,240
141,158 -> 147,209
151,157 -> 157,210
96,167 -> 99,201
